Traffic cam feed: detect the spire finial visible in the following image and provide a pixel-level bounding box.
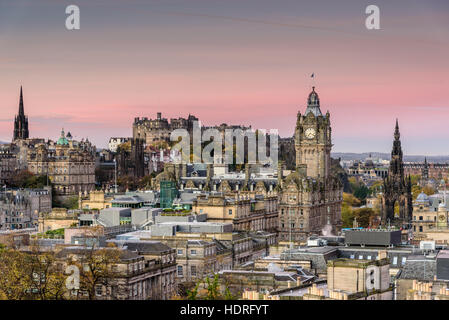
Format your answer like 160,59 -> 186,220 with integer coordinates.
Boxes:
394,119 -> 400,140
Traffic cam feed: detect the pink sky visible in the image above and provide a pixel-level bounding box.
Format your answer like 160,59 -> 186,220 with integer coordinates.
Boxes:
0,1 -> 448,154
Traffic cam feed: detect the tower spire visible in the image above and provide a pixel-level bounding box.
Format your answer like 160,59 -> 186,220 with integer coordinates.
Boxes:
394,118 -> 400,140
19,86 -> 24,115
13,85 -> 29,141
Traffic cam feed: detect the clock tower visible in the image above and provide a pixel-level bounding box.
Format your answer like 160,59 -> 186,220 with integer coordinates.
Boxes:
294,87 -> 332,180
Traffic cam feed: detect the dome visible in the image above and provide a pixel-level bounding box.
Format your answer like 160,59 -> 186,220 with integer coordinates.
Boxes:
416,192 -> 429,203
57,129 -> 69,146
304,87 -> 322,117
308,87 -> 320,106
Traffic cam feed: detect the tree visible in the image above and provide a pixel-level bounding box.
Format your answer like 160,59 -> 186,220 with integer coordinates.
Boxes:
10,170 -> 48,189
422,186 -> 436,196
341,203 -> 354,228
343,193 -> 361,207
353,208 -> 376,228
70,246 -> 122,300
0,243 -> 66,300
204,274 -> 220,300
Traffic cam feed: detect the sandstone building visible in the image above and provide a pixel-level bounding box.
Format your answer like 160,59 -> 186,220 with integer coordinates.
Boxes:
277,87 -> 343,242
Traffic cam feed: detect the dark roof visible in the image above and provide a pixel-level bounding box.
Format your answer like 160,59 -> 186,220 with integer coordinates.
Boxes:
55,247 -> 141,261
123,241 -> 173,254
398,255 -> 436,280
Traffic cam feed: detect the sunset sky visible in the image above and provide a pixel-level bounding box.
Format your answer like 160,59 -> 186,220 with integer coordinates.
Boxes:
0,0 -> 448,154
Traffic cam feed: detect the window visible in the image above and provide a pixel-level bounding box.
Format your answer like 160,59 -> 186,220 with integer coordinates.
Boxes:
350,254 -> 355,259
190,250 -> 197,255
367,255 -> 372,260
419,226 -> 423,232
358,255 -> 363,260
191,266 -> 197,277
177,265 -> 183,276
401,257 -> 407,266
95,285 -> 102,296
419,216 -> 423,221
392,256 -> 398,265
228,209 -> 233,215
177,249 -> 183,255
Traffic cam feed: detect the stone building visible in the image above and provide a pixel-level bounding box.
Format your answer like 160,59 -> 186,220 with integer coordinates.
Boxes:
301,254 -> 392,300
27,129 -> 96,196
0,146 -> 17,185
108,137 -> 130,153
0,187 -> 51,230
193,193 -> 278,233
54,244 -> 176,300
381,120 -> 413,227
404,159 -> 449,181
116,138 -> 145,179
38,208 -> 78,233
133,112 -> 198,145
278,87 -> 343,242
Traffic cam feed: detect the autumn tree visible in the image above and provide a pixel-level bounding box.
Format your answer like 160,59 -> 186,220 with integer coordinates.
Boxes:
0,243 -> 66,300
70,245 -> 122,300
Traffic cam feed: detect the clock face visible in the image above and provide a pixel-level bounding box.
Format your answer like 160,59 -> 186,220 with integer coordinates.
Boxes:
305,128 -> 316,139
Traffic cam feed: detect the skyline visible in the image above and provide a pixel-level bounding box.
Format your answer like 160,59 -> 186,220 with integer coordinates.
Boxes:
1,0 -> 448,154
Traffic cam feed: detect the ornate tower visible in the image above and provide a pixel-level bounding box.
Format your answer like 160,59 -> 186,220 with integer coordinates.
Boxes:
381,120 -> 413,227
13,86 -> 29,141
294,87 -> 332,180
278,87 -> 342,242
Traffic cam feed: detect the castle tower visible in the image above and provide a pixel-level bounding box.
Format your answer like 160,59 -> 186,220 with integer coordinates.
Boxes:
294,87 -> 332,180
381,120 -> 413,227
13,86 -> 29,141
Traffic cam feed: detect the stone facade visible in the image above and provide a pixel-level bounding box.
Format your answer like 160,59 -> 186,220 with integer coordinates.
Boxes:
133,112 -> 198,145
0,187 -> 51,230
27,129 -> 96,196
193,193 -> 278,233
278,87 -> 343,242
55,245 -> 177,300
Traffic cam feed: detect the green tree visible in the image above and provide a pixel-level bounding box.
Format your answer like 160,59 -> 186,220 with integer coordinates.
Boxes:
341,203 -> 354,228
353,208 -> 376,228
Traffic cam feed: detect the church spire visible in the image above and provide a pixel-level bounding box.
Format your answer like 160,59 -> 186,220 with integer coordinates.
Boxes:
19,86 -> 24,116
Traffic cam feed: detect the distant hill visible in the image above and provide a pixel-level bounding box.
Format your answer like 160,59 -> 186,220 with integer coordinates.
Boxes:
332,152 -> 449,163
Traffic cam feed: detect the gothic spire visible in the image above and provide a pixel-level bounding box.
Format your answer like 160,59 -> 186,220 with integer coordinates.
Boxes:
19,86 -> 24,115
394,118 -> 400,140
